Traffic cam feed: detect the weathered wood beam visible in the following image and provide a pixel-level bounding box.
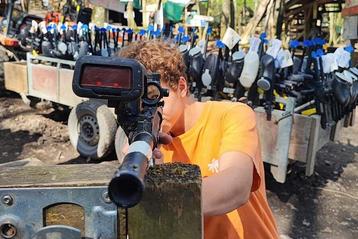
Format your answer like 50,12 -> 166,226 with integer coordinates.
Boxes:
124,163 -> 202,239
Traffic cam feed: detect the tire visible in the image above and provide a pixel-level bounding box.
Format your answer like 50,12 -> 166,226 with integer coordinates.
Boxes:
68,100 -> 117,160
114,126 -> 129,165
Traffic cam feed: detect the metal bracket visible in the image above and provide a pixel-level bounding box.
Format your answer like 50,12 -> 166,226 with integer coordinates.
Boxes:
0,186 -> 117,239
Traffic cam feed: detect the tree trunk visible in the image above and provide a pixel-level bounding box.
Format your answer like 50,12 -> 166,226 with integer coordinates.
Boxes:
263,0 -> 274,34
221,0 -> 230,38
241,0 -> 271,44
142,0 -> 148,28
127,1 -> 137,29
329,12 -> 338,45
303,3 -> 313,39
276,0 -> 285,40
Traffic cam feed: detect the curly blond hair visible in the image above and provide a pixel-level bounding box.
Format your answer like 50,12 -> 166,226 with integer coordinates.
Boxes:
117,40 -> 187,89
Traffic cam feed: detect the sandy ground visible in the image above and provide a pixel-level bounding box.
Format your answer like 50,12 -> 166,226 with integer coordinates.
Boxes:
0,81 -> 357,239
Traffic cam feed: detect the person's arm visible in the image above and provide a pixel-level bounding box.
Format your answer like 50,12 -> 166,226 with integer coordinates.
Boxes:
202,104 -> 260,217
202,151 -> 253,216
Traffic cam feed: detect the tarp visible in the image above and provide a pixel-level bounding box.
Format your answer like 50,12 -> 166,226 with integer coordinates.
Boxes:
163,1 -> 185,22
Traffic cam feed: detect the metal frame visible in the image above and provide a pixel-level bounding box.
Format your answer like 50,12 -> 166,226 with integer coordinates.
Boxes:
0,186 -> 117,239
26,52 -> 78,106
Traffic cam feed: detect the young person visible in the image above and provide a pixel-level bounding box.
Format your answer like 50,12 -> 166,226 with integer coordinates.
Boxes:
118,40 -> 279,239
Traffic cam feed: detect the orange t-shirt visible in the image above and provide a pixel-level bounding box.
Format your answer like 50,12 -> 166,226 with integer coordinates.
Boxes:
161,101 -> 278,239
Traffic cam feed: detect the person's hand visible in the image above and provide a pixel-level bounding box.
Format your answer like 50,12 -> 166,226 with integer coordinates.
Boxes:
115,127 -> 172,165
153,132 -> 173,164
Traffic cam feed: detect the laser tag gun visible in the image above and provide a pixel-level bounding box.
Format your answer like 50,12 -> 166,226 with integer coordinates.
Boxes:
179,27 -> 199,67
188,41 -> 205,100
120,27 -> 134,48
303,38 -> 325,74
222,39 -> 245,101
77,24 -> 90,59
175,26 -> 185,46
311,49 -> 333,129
218,41 -> 245,101
257,53 -> 276,120
113,28 -> 120,52
93,26 -> 102,55
178,34 -> 191,73
349,67 -> 358,113
72,55 -> 169,208
127,28 -> 134,43
288,39 -> 300,75
188,46 -> 204,100
239,39 -> 259,95
189,28 -> 199,48
256,38 -> 283,120
54,24 -> 68,58
201,39 -> 221,100
231,51 -> 246,101
40,23 -> 54,57
21,20 -> 40,53
147,25 -> 155,40
151,29 -> 161,40
120,28 -> 126,48
245,33 -> 268,107
299,39 -> 314,73
218,43 -> 234,99
138,29 -> 147,41
67,24 -> 79,60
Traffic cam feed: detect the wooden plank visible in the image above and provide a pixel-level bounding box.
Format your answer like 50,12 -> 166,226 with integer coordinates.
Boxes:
256,108 -> 312,165
59,68 -> 85,107
30,64 -> 58,101
255,98 -> 295,183
255,109 -> 280,165
305,115 -> 321,176
0,164 -> 116,188
350,110 -> 356,127
288,114 -> 313,163
4,62 -> 28,94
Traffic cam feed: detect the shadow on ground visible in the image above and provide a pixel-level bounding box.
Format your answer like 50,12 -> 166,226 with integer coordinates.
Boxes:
266,142 -> 358,239
0,129 -> 41,164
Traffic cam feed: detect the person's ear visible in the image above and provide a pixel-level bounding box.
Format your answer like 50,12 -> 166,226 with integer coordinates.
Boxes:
177,76 -> 188,97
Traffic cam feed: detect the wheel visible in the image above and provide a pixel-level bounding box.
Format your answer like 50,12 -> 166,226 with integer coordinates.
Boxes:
114,126 -> 129,165
68,100 -> 117,160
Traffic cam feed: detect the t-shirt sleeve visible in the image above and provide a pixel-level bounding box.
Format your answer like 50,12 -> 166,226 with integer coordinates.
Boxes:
218,103 -> 261,192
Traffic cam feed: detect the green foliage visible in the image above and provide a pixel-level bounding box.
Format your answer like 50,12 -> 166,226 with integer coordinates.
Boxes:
207,0 -> 255,18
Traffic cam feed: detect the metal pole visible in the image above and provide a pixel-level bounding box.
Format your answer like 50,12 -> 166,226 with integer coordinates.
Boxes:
5,0 -> 15,35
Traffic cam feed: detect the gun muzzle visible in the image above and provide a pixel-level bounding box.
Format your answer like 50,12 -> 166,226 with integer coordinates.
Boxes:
108,133 -> 154,208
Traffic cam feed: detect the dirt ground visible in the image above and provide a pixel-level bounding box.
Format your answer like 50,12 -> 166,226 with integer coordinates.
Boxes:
0,79 -> 357,239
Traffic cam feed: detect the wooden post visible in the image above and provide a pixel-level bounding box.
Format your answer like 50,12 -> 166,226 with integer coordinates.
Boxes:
304,3 -> 313,39
124,164 -> 202,239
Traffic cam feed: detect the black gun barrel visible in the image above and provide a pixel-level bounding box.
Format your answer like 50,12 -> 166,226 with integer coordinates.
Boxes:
108,131 -> 154,208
